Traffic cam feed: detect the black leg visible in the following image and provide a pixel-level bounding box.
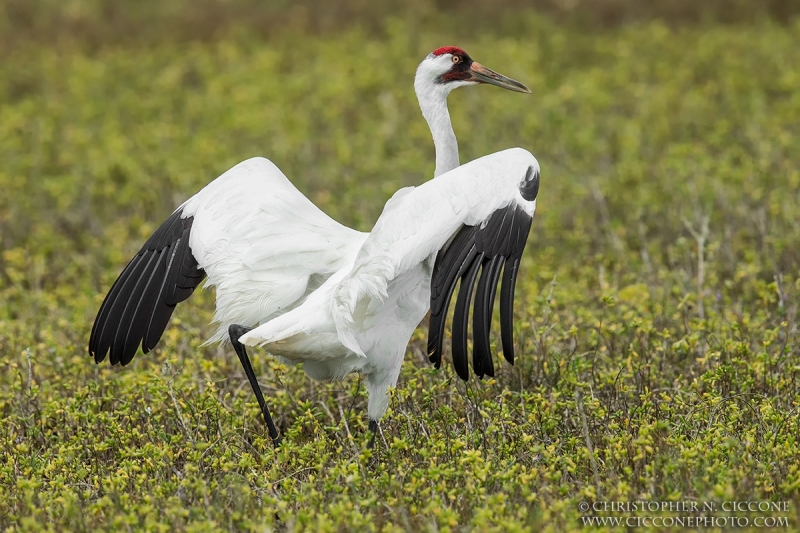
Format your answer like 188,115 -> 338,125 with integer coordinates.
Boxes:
367,419 -> 379,449
229,324 -> 281,446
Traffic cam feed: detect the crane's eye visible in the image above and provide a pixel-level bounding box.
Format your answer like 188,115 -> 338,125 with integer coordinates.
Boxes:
451,55 -> 461,64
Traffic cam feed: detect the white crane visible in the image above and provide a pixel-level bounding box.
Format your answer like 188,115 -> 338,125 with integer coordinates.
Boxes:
89,46 -> 540,445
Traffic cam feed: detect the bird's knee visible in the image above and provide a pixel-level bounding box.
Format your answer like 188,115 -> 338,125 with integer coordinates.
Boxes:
228,324 -> 252,342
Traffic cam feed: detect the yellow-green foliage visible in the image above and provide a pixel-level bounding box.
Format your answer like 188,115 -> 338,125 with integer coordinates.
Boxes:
1,5 -> 800,532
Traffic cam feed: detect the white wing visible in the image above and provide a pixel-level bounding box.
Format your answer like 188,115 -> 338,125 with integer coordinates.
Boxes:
183,158 -> 366,343
332,147 -> 540,377
89,156 -> 366,365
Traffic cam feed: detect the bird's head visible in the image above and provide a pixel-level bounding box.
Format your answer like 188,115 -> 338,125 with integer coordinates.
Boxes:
414,46 -> 531,96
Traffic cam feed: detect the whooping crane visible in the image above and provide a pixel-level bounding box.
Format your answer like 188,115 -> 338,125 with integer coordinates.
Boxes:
89,46 -> 540,445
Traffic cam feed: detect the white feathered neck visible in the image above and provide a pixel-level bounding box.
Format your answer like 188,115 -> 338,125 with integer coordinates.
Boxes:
414,57 -> 471,178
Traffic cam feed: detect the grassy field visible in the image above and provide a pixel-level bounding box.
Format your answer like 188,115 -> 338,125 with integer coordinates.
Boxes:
1,2 -> 800,531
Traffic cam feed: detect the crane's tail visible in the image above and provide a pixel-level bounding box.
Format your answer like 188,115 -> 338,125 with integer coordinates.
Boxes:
238,314 -> 306,349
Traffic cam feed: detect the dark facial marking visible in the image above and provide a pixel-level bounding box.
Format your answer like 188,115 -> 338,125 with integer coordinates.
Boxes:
437,52 -> 474,84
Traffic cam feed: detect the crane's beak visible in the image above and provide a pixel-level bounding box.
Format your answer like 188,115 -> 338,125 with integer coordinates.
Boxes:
468,62 -> 531,94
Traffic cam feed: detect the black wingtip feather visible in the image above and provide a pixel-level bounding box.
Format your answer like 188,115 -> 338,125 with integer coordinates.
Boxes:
473,256 -> 504,378
100,253 -> 150,366
427,309 -> 447,369
143,243 -> 180,350
452,253 -> 482,381
429,200 -> 534,379
165,228 -> 195,305
472,259 -> 489,378
115,251 -> 163,366
89,209 -> 206,366
428,237 -> 479,368
431,226 -> 478,315
483,256 -> 504,377
499,257 -> 521,365
90,254 -> 140,363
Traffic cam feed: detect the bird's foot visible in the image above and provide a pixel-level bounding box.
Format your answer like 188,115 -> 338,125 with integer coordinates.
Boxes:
367,419 -> 379,450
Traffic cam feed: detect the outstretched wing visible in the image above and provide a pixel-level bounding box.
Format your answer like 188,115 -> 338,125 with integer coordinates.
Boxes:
333,148 -> 539,377
428,163 -> 538,380
89,157 -> 366,366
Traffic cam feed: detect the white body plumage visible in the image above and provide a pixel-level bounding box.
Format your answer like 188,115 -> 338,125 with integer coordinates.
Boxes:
185,148 -> 538,420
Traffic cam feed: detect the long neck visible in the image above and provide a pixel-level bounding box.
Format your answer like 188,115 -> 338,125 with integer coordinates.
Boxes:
415,82 -> 459,177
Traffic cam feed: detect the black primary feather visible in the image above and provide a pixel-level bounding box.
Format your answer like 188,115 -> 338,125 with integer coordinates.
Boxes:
428,165 -> 537,379
472,255 -> 504,378
89,208 -> 206,366
428,238 -> 478,369
451,252 -> 483,381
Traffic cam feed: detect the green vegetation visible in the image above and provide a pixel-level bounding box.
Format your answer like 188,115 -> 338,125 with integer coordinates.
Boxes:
1,3 -> 799,531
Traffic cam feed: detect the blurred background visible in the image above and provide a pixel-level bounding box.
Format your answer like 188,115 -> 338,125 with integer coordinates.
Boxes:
1,2 -> 799,529
2,0 -> 798,265
1,0 -> 798,48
